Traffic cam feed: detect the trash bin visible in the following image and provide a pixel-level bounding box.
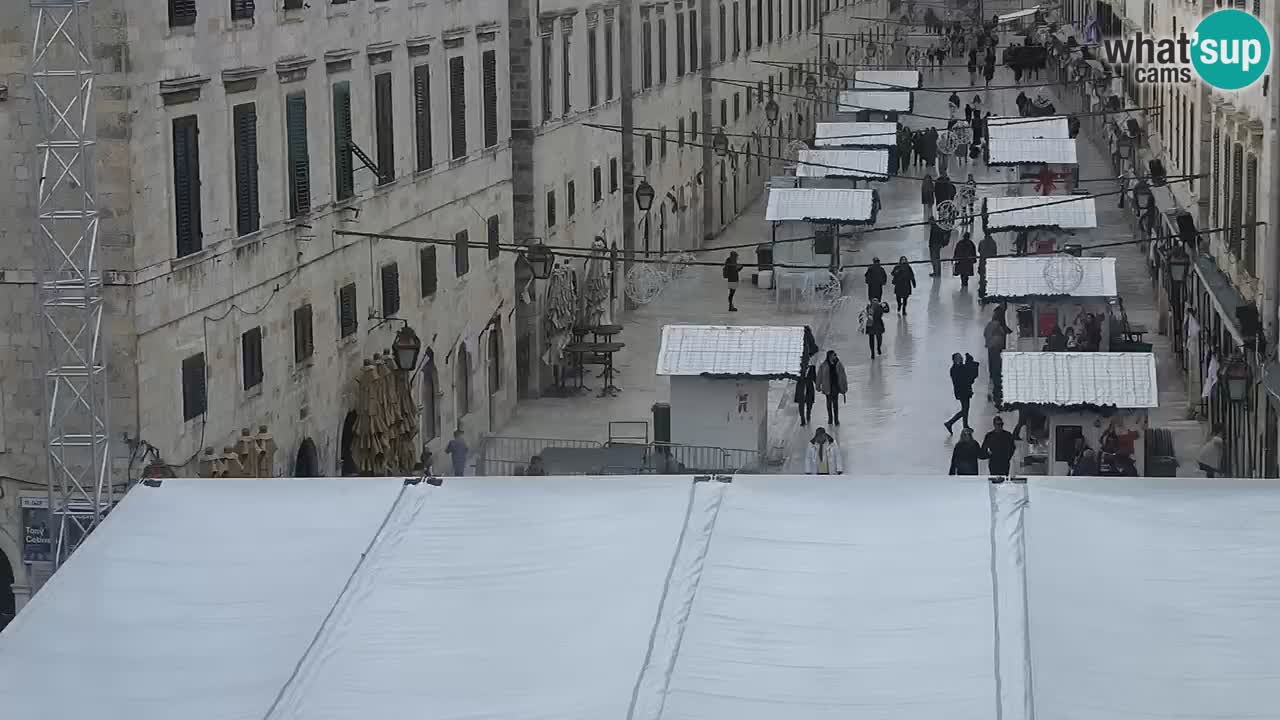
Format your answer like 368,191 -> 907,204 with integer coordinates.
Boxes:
1062,243 -> 1083,257
755,243 -> 774,272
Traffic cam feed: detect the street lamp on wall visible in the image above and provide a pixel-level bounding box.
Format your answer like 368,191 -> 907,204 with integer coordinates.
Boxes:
392,325 -> 423,372
712,128 -> 731,157
765,98 -> 780,126
523,241 -> 556,279
634,179 -> 656,211
1133,179 -> 1154,213
1221,354 -> 1252,403
804,73 -> 819,96
1166,243 -> 1191,285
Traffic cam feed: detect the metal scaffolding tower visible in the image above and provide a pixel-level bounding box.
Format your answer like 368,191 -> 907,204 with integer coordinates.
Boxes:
30,0 -> 112,567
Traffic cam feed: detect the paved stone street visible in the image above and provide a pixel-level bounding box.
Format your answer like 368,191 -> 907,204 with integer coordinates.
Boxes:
491,54 -> 1205,476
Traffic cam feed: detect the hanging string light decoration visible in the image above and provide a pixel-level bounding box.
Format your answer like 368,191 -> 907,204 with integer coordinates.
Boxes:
1043,253 -> 1086,293
937,129 -> 960,156
625,263 -> 666,305
934,200 -> 960,231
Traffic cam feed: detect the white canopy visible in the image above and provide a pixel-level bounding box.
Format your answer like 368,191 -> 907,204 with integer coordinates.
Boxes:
988,138 -> 1079,165
838,90 -> 912,112
853,69 -> 922,89
983,256 -> 1118,299
795,149 -> 890,178
815,122 -> 898,147
765,187 -> 877,222
987,116 -> 1071,140
1001,351 -> 1159,407
984,195 -> 1098,230
2,476 -> 1278,720
656,325 -> 805,376
998,6 -> 1041,22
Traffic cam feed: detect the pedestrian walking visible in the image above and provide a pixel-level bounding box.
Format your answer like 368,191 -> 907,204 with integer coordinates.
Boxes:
928,221 -> 951,277
912,130 -> 925,168
892,256 -> 916,313
1016,90 -> 1029,117
897,126 -> 913,172
1197,425 -> 1225,477
723,251 -> 742,312
981,416 -> 1017,475
816,350 -> 848,426
953,119 -> 971,167
944,352 -> 980,434
864,257 -> 888,301
795,363 -> 817,427
953,232 -> 977,289
863,299 -> 889,358
949,428 -> 983,475
984,306 -> 1012,401
967,48 -> 978,86
961,172 -> 978,228
948,91 -> 961,111
804,428 -> 844,474
922,127 -> 939,169
445,429 -> 469,476
934,173 -> 956,206
921,172 -> 935,220
801,325 -> 819,368
978,231 -> 997,278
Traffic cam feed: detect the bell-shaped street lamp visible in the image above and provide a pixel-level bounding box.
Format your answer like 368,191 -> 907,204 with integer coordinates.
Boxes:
392,325 -> 423,372
712,128 -> 730,157
1221,354 -> 1252,403
765,98 -> 780,125
1166,243 -> 1191,285
635,179 -> 656,212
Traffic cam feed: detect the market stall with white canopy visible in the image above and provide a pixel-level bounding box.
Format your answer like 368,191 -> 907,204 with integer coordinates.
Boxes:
837,90 -> 913,122
815,121 -> 898,148
987,116 -> 1071,140
853,69 -> 922,90
765,187 -> 879,303
795,149 -> 891,182
980,256 -> 1120,352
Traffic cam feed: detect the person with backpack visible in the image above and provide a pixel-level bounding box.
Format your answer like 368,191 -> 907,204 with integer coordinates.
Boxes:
723,251 -> 742,312
864,299 -> 889,359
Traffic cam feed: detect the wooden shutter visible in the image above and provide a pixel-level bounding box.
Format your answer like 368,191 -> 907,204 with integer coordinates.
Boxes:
449,56 -> 467,160
172,115 -> 202,257
658,18 -> 667,84
230,0 -> 255,21
374,73 -> 395,184
588,26 -> 599,106
293,305 -> 314,362
413,65 -> 433,171
286,93 -> 311,217
455,229 -> 470,277
332,81 -> 354,201
593,166 -> 602,201
339,283 -> 358,337
232,103 -> 260,237
562,33 -> 572,114
482,50 -> 498,148
241,327 -> 263,390
381,263 -> 401,316
182,353 -> 206,421
604,21 -> 615,100
676,15 -> 686,76
567,180 -> 576,216
420,246 -> 438,296
169,0 -> 196,26
487,215 -> 500,260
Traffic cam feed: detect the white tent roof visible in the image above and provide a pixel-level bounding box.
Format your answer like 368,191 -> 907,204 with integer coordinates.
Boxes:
984,195 -> 1098,230
2,476 -> 1279,720
815,122 -> 898,147
998,6 -> 1041,22
988,138 -> 1079,165
656,324 -> 804,376
853,69 -> 922,89
983,256 -> 1118,299
987,116 -> 1071,140
838,90 -> 912,112
1001,351 -> 1160,407
795,149 -> 891,178
765,187 -> 877,222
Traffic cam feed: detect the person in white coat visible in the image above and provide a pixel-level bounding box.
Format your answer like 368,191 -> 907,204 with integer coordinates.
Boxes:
804,428 -> 843,475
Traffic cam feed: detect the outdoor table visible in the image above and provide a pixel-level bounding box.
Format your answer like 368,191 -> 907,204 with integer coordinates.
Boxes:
563,342 -> 625,396
588,324 -> 624,377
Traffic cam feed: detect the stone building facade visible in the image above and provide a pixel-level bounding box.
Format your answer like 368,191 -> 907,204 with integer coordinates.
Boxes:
0,0 -> 520,608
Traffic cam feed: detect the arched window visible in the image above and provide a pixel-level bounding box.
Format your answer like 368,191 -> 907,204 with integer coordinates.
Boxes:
422,352 -> 439,441
456,344 -> 472,418
488,320 -> 502,394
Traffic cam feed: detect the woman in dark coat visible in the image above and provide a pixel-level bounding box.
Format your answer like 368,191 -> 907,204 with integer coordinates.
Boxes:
978,233 -> 998,278
891,256 -> 916,314
953,232 -> 977,288
967,49 -> 978,86
794,364 -> 817,427
950,428 -> 984,475
921,173 -> 935,219
801,325 -> 819,368
864,300 -> 888,359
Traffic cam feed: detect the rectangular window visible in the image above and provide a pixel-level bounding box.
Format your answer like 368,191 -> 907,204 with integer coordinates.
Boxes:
283,0 -> 302,8
487,214 -> 501,260
420,247 -> 438,296
644,134 -> 654,165
719,5 -> 727,62
756,0 -> 763,45
1229,143 -> 1244,253
1244,153 -> 1258,274
734,93 -> 741,121
609,158 -> 619,193
241,327 -> 263,390
294,304 -> 314,363
593,165 -> 603,202
605,20 -> 615,101
567,179 -> 576,217
455,229 -> 470,277
285,93 -> 311,218
541,32 -> 554,121
1211,128 -> 1221,226
230,0 -> 254,21
547,190 -> 557,226
181,353 -> 206,421
172,115 -> 203,257
678,117 -> 685,147
562,30 -> 572,114
588,25 -> 600,106
1188,102 -> 1195,194
689,10 -> 699,71
373,72 -> 395,185
338,283 -> 358,338
482,49 -> 499,148
380,262 -> 400,316
733,2 -> 741,56
676,13 -> 686,75
232,103 -> 260,237
692,111 -> 698,140
412,65 -> 433,171
661,126 -> 668,158
767,0 -> 774,41
721,98 -> 728,125
332,81 -> 354,201
449,56 -> 467,159
658,17 -> 668,84
169,0 -> 196,27
642,19 -> 653,89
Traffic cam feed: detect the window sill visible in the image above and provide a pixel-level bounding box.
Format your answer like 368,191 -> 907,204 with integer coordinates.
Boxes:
280,8 -> 305,23
167,24 -> 196,38
449,156 -> 470,169
292,357 -> 315,378
172,246 -> 212,271
243,384 -> 264,400
234,230 -> 263,248
229,18 -> 255,31
369,3 -> 391,14
338,333 -> 359,349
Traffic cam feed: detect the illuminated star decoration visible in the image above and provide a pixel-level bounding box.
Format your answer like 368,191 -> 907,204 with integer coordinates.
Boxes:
1033,164 -> 1070,196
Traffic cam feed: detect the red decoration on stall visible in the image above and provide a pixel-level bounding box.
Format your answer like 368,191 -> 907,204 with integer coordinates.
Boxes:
1032,165 -> 1070,195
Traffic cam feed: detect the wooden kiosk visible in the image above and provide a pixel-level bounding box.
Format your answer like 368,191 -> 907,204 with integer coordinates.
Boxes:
764,186 -> 880,305
980,255 -> 1119,351
1002,351 -> 1158,476
983,194 -> 1099,254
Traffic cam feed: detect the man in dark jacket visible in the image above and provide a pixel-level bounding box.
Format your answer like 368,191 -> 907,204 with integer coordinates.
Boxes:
815,350 -> 848,426
945,352 -> 980,433
981,416 -> 1017,475
984,307 -> 1012,402
864,257 -> 888,301
928,221 -> 951,277
978,233 -> 998,280
921,173 -> 935,220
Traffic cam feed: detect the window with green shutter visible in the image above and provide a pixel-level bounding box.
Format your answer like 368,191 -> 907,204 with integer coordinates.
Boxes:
294,304 -> 314,363
487,215 -> 500,260
172,115 -> 202,257
420,246 -> 438,296
230,0 -> 254,21
338,282 -> 358,338
169,0 -> 196,27
449,56 -> 468,160
455,229 -> 471,277
232,103 -> 260,237
381,262 -> 400,316
241,327 -> 263,390
182,353 -> 207,421
374,72 -> 395,185
285,93 -> 311,218
412,65 -> 433,171
332,81 -> 354,201
482,50 -> 498,149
